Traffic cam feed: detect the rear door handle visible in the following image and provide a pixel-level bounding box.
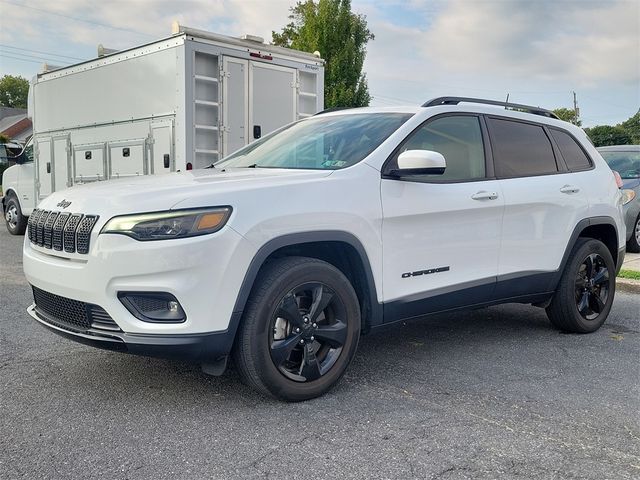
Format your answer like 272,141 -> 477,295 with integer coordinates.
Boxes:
560,185 -> 580,194
471,191 -> 499,201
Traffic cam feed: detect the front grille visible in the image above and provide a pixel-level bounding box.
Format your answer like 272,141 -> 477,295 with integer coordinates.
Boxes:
32,286 -> 121,333
29,209 -> 98,255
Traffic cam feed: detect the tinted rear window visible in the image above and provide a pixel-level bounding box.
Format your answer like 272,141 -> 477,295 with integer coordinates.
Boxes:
488,118 -> 558,178
550,129 -> 592,171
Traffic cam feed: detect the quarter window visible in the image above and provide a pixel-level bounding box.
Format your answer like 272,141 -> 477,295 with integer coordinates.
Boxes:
488,118 -> 558,178
392,115 -> 486,182
550,129 -> 592,171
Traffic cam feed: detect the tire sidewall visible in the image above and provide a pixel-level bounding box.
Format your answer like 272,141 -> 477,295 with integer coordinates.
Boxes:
247,261 -> 360,401
5,196 -> 24,235
627,215 -> 640,253
564,240 -> 616,332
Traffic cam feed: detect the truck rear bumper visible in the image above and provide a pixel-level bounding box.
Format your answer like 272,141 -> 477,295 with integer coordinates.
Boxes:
28,304 -> 240,363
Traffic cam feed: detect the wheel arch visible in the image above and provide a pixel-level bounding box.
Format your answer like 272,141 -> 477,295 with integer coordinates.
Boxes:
558,216 -> 621,281
231,231 -> 382,337
2,188 -> 18,211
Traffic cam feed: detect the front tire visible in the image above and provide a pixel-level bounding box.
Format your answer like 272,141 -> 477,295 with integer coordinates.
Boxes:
233,256 -> 361,401
4,195 -> 27,235
626,214 -> 640,253
546,238 -> 615,333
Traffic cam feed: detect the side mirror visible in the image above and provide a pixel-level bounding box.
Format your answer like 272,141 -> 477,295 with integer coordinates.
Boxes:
391,150 -> 446,176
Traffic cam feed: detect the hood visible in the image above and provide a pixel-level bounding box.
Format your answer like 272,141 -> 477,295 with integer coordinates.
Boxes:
36,168 -> 333,214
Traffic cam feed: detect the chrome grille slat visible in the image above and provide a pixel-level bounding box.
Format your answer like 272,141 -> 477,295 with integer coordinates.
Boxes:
76,215 -> 99,254
28,209 -> 42,241
36,210 -> 50,246
63,214 -> 83,253
52,213 -> 70,251
43,212 -> 59,249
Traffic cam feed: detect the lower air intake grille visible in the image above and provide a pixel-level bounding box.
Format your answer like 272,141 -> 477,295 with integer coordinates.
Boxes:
32,286 -> 121,333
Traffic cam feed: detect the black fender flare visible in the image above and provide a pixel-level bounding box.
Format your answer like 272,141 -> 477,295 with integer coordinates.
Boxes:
227,230 -> 383,339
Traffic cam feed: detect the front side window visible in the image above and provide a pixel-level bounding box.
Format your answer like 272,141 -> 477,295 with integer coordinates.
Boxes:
216,113 -> 411,170
600,150 -> 640,179
388,115 -> 486,182
488,118 -> 558,178
550,129 -> 592,171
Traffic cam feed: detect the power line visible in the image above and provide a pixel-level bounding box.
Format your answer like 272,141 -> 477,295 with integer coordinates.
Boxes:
0,44 -> 84,61
0,0 -> 154,38
0,53 -> 44,65
0,49 -> 70,65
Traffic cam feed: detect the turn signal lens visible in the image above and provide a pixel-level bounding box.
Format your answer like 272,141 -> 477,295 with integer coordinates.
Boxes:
197,212 -> 227,230
621,189 -> 636,205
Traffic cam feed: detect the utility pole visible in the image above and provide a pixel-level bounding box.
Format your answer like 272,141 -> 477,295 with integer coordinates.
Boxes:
572,91 -> 580,125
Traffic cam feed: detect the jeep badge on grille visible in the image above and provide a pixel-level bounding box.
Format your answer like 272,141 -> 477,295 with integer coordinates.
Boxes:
56,200 -> 72,209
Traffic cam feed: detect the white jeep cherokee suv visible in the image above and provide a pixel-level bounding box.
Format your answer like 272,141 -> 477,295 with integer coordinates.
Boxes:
24,97 -> 626,401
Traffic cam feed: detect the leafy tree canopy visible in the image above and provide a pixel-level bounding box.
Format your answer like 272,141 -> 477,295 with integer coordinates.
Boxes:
584,124 -> 632,147
0,75 -> 29,109
272,0 -> 374,108
553,107 -> 581,126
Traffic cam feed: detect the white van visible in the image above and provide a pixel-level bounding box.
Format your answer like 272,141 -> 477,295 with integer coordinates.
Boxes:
2,23 -> 324,234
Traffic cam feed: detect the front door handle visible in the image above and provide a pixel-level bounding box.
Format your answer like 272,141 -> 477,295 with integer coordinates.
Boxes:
560,185 -> 580,194
471,191 -> 499,201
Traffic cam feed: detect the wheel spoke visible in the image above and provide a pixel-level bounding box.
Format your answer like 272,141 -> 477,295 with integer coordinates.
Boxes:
308,285 -> 334,322
270,334 -> 301,366
314,320 -> 348,348
277,294 -> 304,327
584,255 -> 594,279
593,268 -> 609,286
577,291 -> 590,314
589,292 -> 605,314
300,344 -> 322,381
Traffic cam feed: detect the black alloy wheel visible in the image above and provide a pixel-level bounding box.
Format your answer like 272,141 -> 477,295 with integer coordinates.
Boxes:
546,238 -> 615,333
270,283 -> 348,382
574,253 -> 610,321
233,256 -> 361,401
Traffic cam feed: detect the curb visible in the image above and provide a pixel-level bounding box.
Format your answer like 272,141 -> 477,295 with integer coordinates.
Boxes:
616,278 -> 640,294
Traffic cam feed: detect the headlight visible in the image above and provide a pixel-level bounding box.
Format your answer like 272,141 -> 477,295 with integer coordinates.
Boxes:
101,207 -> 232,241
621,189 -> 636,206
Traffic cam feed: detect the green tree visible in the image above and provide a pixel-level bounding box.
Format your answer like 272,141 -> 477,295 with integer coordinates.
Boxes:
553,107 -> 581,126
618,111 -> 640,144
272,0 -> 374,108
584,125 -> 632,147
0,75 -> 29,109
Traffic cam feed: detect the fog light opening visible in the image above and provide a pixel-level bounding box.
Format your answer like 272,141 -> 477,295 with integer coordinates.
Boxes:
118,292 -> 187,323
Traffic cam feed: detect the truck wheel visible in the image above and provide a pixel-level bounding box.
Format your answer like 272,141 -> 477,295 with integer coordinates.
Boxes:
4,195 -> 27,235
626,214 -> 640,253
233,256 -> 361,401
546,238 -> 615,333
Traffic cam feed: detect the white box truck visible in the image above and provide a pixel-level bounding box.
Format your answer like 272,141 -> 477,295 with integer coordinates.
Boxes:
2,23 -> 324,234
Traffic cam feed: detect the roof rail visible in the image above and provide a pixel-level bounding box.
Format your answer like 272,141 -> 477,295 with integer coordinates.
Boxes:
423,96 -> 559,120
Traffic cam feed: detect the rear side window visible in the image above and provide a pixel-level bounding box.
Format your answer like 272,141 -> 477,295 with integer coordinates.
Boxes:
488,118 -> 558,178
549,129 -> 592,171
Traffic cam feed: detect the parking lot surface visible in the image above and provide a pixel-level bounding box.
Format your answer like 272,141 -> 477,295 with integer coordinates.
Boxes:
1,228 -> 639,479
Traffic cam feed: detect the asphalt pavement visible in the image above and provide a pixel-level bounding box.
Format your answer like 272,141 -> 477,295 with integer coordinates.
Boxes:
1,228 -> 639,479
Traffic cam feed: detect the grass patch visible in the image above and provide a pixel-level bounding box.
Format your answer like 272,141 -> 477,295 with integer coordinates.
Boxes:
618,269 -> 640,280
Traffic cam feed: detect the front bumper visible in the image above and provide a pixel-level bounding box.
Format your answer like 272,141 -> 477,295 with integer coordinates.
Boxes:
28,304 -> 241,363
623,201 -> 640,242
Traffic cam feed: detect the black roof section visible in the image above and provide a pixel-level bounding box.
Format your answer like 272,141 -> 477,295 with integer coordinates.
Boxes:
423,96 -> 559,120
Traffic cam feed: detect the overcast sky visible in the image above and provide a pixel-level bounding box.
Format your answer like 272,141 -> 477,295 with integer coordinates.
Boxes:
0,0 -> 638,126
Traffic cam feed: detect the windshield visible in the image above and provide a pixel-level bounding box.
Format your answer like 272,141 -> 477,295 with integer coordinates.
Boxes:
216,113 -> 412,170
600,150 -> 640,179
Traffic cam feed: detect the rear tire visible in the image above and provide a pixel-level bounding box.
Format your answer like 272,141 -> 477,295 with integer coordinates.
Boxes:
4,195 -> 27,235
626,214 -> 640,253
233,256 -> 361,401
546,238 -> 615,333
